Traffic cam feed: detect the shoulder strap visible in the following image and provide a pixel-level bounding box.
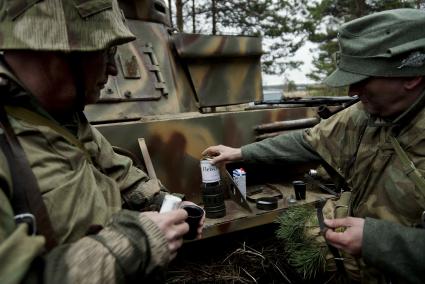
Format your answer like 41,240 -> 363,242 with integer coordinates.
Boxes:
5,105 -> 92,163
389,135 -> 425,194
0,105 -> 57,251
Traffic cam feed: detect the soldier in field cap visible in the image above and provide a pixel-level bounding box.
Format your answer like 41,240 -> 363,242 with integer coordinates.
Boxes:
0,0 -> 204,283
203,9 -> 425,283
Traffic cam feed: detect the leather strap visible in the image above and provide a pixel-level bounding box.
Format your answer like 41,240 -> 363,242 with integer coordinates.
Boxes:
315,198 -> 346,275
303,174 -> 339,196
0,105 -> 57,250
389,135 -> 425,198
5,105 -> 92,163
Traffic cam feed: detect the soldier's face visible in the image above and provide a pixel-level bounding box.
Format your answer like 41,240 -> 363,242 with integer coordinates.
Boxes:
348,77 -> 421,118
79,47 -> 118,105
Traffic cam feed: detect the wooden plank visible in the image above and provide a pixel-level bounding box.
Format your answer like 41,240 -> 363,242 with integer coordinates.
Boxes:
137,138 -> 157,179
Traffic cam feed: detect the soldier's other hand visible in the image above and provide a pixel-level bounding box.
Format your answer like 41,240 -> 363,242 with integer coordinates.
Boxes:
324,217 -> 365,257
201,145 -> 242,165
142,209 -> 189,261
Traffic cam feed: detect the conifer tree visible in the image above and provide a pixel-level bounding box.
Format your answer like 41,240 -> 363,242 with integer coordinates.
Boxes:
305,0 -> 416,82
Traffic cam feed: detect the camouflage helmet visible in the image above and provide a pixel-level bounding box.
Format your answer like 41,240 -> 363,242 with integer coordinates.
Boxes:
0,0 -> 136,52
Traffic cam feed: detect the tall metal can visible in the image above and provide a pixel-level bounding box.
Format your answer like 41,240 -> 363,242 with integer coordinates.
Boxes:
200,157 -> 226,218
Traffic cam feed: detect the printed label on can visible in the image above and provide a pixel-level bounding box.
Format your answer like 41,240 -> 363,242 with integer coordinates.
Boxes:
200,159 -> 220,183
159,194 -> 182,213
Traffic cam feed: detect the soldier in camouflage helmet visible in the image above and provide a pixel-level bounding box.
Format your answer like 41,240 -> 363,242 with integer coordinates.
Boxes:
0,0 -> 203,283
204,9 -> 425,283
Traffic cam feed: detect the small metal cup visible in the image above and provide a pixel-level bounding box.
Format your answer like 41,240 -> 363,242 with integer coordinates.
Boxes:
181,205 -> 204,240
292,180 -> 306,200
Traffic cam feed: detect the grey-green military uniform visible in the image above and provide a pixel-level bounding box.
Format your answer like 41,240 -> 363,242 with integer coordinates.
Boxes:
0,0 -> 173,283
243,8 -> 425,284
0,61 -> 170,284
242,101 -> 425,283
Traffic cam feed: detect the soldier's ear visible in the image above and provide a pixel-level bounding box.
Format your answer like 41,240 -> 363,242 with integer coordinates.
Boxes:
403,76 -> 423,90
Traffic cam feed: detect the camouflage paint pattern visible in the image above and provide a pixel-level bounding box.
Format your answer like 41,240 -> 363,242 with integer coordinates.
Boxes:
85,22 -> 263,120
84,0 -> 339,235
119,0 -> 171,26
174,33 -> 263,107
85,19 -> 199,120
95,106 -> 320,204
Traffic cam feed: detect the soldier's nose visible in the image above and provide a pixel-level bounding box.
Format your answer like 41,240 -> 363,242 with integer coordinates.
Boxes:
348,84 -> 362,97
107,60 -> 118,76
348,89 -> 360,97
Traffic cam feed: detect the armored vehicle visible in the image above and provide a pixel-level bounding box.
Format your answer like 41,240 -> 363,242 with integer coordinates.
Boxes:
85,0 -> 354,238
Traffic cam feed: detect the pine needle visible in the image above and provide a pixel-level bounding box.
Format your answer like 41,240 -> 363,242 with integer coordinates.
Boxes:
275,204 -> 327,280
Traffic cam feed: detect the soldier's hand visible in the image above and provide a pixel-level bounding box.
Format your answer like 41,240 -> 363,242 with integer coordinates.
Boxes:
142,209 -> 189,261
201,145 -> 242,165
324,217 -> 365,256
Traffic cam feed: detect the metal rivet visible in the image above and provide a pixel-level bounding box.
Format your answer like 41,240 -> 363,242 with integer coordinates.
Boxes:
124,91 -> 132,98
106,87 -> 114,94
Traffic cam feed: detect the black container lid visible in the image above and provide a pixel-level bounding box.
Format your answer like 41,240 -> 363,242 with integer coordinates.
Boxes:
256,197 -> 278,210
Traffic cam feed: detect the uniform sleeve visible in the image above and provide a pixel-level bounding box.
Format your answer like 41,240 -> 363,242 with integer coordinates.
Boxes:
0,123 -> 170,283
363,217 -> 425,284
0,203 -> 170,284
45,210 -> 169,284
303,103 -> 368,177
240,104 -> 367,168
241,130 -> 322,165
90,126 -> 168,211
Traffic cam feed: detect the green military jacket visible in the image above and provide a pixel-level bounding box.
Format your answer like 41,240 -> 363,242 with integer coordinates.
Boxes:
242,100 -> 425,283
0,63 -> 169,284
305,102 -> 425,226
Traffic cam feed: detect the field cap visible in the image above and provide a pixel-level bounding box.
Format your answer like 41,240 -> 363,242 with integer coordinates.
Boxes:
324,9 -> 425,87
0,0 -> 135,52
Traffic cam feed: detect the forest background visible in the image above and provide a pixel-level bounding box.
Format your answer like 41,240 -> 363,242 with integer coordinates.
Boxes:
165,0 -> 425,88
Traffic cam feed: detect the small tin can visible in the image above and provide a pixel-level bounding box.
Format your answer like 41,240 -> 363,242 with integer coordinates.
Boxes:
159,194 -> 182,213
232,168 -> 246,198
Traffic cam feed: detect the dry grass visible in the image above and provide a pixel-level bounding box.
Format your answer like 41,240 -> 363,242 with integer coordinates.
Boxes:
166,224 -> 299,284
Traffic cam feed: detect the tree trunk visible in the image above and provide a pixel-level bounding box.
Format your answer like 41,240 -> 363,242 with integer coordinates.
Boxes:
354,0 -> 367,17
176,0 -> 184,31
212,0 -> 217,35
192,0 -> 196,32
